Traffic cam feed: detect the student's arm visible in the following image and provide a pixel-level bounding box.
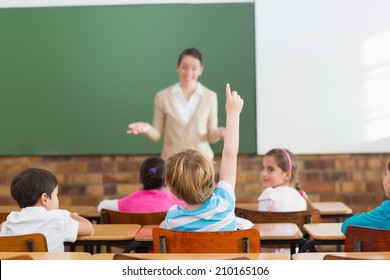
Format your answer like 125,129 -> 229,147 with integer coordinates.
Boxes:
257,200 -> 273,211
257,188 -> 274,211
70,212 -> 94,236
219,83 -> 244,188
341,201 -> 390,234
97,199 -> 119,212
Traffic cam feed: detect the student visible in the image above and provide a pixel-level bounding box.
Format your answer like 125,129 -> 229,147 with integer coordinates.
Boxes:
127,47 -> 225,160
97,156 -> 184,212
0,168 -> 94,252
161,83 -> 243,231
257,148 -> 307,212
341,160 -> 390,234
256,148 -> 307,256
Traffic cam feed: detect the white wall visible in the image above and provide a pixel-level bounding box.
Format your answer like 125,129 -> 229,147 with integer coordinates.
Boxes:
256,0 -> 390,154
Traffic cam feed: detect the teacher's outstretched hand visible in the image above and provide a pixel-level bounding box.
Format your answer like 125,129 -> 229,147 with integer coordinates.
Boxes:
127,122 -> 150,135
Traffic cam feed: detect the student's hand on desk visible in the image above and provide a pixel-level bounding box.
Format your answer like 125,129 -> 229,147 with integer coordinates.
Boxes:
127,122 -> 150,135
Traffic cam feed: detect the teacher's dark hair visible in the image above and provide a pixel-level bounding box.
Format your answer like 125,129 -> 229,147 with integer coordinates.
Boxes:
177,47 -> 203,66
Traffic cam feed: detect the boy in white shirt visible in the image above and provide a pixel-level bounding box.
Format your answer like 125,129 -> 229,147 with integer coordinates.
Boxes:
0,168 -> 94,252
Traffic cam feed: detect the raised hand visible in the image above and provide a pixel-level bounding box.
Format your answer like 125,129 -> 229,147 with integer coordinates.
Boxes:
225,83 -> 244,115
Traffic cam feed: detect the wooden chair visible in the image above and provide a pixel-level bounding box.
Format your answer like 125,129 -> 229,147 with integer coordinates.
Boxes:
234,207 -> 321,234
0,233 -> 48,252
152,228 -> 260,253
100,208 -> 167,252
3,254 -> 34,260
100,208 -> 166,226
323,254 -> 371,260
345,226 -> 390,252
0,212 -> 10,223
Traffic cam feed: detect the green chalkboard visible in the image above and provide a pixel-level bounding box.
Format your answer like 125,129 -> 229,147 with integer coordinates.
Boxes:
0,3 -> 256,156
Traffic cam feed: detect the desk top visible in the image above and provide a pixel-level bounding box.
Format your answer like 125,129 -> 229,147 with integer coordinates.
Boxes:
311,202 -> 352,215
0,206 -> 19,212
235,203 -> 258,211
76,224 -> 141,241
0,252 -> 91,260
135,225 -> 159,241
88,253 -> 289,260
65,206 -> 99,218
292,252 -> 390,260
303,223 -> 344,240
252,223 -> 303,240
236,201 -> 353,217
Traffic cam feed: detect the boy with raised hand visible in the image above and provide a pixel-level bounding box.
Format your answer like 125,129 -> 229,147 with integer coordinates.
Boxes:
162,83 -> 244,231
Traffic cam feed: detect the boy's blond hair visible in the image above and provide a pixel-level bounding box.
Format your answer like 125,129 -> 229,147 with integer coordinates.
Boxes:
164,148 -> 215,204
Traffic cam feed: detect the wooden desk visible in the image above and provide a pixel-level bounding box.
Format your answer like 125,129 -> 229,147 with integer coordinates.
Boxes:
236,201 -> 353,221
123,225 -> 158,253
0,206 -> 20,212
0,252 -> 91,260
88,252 -> 289,260
292,251 -> 390,260
311,202 -> 352,221
252,223 -> 305,256
65,206 -> 100,223
65,224 -> 141,253
252,223 -> 303,241
299,223 -> 345,253
235,203 -> 257,211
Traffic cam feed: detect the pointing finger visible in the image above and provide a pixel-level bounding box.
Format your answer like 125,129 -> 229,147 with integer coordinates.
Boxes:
226,83 -> 231,99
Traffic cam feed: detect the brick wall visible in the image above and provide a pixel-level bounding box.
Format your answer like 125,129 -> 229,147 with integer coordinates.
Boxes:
1,153 -> 389,213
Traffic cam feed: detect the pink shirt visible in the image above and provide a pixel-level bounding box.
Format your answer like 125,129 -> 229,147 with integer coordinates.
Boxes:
118,189 -> 185,213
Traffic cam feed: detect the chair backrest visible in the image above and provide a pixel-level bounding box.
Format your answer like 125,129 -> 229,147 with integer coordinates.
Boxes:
323,254 -> 367,260
0,233 -> 48,252
234,207 -> 321,233
100,208 -> 166,226
345,226 -> 390,252
152,228 -> 261,253
0,212 -> 10,223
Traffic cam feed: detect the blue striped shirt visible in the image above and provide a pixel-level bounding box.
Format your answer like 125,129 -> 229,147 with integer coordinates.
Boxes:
162,180 -> 236,231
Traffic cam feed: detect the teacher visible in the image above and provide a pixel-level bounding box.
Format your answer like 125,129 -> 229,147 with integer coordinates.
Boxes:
127,47 -> 225,160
